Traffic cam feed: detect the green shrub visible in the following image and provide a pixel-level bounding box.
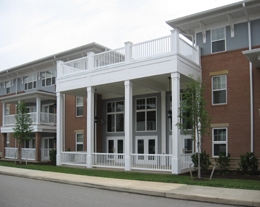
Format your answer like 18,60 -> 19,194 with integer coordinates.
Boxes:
191,150 -> 211,172
49,149 -> 56,164
238,152 -> 258,175
215,153 -> 230,171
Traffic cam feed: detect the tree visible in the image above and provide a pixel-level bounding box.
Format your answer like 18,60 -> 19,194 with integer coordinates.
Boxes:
13,102 -> 33,163
176,75 -> 211,178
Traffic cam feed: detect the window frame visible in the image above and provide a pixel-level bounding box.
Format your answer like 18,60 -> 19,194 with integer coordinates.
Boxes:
136,97 -> 157,132
5,81 -> 11,94
76,133 -> 84,151
212,75 -> 227,105
211,27 -> 226,54
76,96 -> 83,117
24,74 -> 37,90
212,127 -> 228,157
106,101 -> 124,133
41,69 -> 56,87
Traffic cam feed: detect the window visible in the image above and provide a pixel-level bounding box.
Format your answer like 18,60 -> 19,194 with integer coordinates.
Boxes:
107,101 -> 124,132
213,128 -> 227,157
76,97 -> 83,117
5,81 -> 11,94
5,104 -> 10,115
212,75 -> 227,105
42,70 -> 56,86
136,97 -> 156,131
76,133 -> 83,151
211,27 -> 225,53
24,74 -> 37,90
184,138 -> 193,154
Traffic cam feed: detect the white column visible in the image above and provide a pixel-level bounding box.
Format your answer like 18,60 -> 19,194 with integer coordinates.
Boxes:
87,52 -> 95,70
171,72 -> 181,174
36,97 -> 41,125
56,60 -> 64,78
56,92 -> 62,165
87,86 -> 94,168
124,80 -> 133,171
2,102 -> 5,126
124,41 -> 133,63
161,91 -> 166,154
170,29 -> 180,54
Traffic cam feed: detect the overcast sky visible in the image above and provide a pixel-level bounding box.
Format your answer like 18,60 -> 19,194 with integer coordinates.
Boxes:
0,0 -> 240,70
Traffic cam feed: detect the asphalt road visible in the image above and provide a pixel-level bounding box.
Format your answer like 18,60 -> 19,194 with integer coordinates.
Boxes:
0,174 -> 238,207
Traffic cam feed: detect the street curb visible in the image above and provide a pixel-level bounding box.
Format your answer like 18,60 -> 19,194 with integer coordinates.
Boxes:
0,171 -> 259,207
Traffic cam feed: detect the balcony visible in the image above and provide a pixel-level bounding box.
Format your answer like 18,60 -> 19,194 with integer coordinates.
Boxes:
56,30 -> 201,93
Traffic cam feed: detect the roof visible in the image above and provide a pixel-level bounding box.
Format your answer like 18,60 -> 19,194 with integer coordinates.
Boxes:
166,0 -> 260,37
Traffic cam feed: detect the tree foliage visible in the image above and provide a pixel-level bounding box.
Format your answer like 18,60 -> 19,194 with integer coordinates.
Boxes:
176,75 -> 211,178
13,102 -> 33,163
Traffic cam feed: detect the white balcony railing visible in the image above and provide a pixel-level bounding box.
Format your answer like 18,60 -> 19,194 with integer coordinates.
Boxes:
179,39 -> 198,63
61,151 -> 87,166
5,147 -> 36,160
92,153 -> 125,169
131,154 -> 172,172
40,112 -> 56,125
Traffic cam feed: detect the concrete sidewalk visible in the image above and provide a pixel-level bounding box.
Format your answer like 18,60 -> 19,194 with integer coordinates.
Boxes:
0,166 -> 259,206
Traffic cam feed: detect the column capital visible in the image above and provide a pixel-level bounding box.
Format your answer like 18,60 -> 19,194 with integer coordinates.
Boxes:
171,72 -> 180,79
124,80 -> 132,86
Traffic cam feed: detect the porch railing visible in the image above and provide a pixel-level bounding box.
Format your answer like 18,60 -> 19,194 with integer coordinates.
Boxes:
132,35 -> 171,60
179,39 -> 198,63
93,47 -> 125,68
5,147 -> 35,160
40,112 -> 56,125
131,154 -> 172,172
92,153 -> 125,169
61,151 -> 87,166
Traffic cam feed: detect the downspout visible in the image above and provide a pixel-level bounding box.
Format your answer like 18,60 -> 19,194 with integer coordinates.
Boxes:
243,2 -> 253,152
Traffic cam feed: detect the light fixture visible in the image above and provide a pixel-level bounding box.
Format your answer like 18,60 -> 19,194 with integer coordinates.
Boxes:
167,109 -> 172,119
94,116 -> 98,123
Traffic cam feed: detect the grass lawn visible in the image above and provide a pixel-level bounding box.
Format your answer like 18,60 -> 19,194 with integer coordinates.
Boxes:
0,160 -> 259,190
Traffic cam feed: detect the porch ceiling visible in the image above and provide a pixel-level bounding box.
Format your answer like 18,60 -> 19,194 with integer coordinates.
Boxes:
63,74 -> 192,99
242,48 -> 260,69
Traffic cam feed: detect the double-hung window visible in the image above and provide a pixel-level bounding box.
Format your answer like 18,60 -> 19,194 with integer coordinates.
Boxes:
5,81 -> 11,94
107,101 -> 124,132
211,27 -> 226,53
42,70 -> 56,86
212,128 -> 227,157
24,74 -> 37,90
76,97 -> 83,117
76,133 -> 83,151
136,97 -> 156,131
212,75 -> 227,105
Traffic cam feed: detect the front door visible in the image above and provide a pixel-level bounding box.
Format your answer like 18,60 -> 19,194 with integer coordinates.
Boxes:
42,138 -> 54,160
107,137 -> 124,163
136,136 -> 157,164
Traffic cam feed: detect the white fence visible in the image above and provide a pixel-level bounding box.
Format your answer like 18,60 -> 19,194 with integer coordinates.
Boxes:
62,65 -> 85,76
61,152 -> 87,166
5,147 -> 35,160
131,154 -> 172,171
94,47 -> 125,68
92,153 -> 125,169
132,36 -> 171,60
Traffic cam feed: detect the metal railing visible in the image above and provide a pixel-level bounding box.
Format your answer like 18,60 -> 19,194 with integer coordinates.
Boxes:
131,154 -> 172,171
92,153 -> 125,168
132,35 -> 171,60
94,47 -> 125,68
61,151 -> 87,166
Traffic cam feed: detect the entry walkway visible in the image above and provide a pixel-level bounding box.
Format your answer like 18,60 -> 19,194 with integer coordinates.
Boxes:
0,166 -> 259,206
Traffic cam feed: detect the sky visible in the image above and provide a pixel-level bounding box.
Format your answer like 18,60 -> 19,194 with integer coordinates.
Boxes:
0,0 -> 241,70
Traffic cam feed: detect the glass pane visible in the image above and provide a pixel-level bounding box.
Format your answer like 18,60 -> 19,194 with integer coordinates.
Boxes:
77,134 -> 83,142
116,114 -> 124,132
212,40 -> 225,53
213,90 -> 226,104
46,78 -> 52,86
117,140 -> 123,153
136,99 -> 145,110
42,80 -> 45,86
184,139 -> 193,153
49,139 -> 54,148
108,140 -> 114,153
44,140 -> 48,148
147,98 -> 156,109
76,97 -> 83,106
52,77 -> 55,84
214,129 -> 226,141
116,101 -> 124,112
107,114 -> 115,132
147,111 -> 156,131
213,76 -> 226,90
77,144 -> 83,151
77,106 -> 83,116
138,140 -> 144,154
214,144 -> 226,156
137,112 -> 145,131
107,102 -> 115,113
212,28 -> 224,41
148,140 -> 155,154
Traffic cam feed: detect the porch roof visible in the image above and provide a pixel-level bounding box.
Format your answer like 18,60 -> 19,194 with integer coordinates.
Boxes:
242,48 -> 260,69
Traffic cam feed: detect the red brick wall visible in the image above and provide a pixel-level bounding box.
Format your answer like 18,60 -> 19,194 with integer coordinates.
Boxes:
201,48 -> 252,158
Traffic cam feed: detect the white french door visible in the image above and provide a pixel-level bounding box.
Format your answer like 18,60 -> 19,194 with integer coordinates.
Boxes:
42,138 -> 54,160
107,137 -> 124,163
136,136 -> 157,164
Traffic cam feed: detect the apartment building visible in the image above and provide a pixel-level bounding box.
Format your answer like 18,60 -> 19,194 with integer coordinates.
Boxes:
1,0 -> 259,174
